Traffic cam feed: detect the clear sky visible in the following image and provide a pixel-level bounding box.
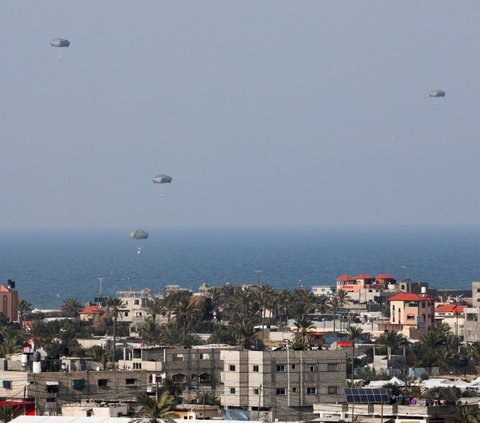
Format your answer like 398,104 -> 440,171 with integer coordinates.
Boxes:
1,1 -> 480,228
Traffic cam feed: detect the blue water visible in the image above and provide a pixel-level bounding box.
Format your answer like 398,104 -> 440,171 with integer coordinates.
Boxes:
1,226 -> 480,308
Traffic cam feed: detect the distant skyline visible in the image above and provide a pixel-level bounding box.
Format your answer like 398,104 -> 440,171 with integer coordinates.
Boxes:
2,1 -> 480,228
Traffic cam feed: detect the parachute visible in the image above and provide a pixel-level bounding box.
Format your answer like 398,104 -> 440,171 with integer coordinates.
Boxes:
129,229 -> 149,255
152,175 -> 172,184
129,229 -> 149,240
50,38 -> 70,47
429,90 -> 446,98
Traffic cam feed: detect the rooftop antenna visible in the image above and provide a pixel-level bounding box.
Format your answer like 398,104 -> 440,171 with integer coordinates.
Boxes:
97,277 -> 105,296
255,269 -> 262,284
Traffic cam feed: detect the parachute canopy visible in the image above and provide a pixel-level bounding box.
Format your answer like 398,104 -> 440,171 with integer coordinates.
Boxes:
429,90 -> 446,98
129,229 -> 149,240
152,175 -> 172,184
50,38 -> 70,48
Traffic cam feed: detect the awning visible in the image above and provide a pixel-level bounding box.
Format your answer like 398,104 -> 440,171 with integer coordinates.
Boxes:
46,381 -> 59,386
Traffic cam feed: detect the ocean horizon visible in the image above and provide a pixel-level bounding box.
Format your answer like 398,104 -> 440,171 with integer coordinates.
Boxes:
1,225 -> 479,308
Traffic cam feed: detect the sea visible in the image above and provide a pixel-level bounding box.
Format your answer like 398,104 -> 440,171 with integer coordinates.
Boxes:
1,225 -> 480,308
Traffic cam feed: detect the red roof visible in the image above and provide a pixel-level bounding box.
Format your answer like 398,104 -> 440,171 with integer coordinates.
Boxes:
376,274 -> 395,280
0,285 -> 10,293
356,274 -> 374,279
336,340 -> 353,347
80,305 -> 103,315
389,293 -> 435,302
435,304 -> 464,315
336,274 -> 355,282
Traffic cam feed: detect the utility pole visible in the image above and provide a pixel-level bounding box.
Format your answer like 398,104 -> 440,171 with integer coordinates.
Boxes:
257,384 -> 262,420
255,269 -> 262,285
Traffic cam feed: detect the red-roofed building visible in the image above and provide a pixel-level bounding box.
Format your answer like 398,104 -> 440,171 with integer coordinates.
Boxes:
435,304 -> 464,337
0,280 -> 18,322
79,305 -> 104,321
375,274 -> 396,284
336,273 -> 387,303
330,340 -> 353,350
388,293 -> 435,338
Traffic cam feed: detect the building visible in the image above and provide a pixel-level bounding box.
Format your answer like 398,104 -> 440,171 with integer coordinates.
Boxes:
220,349 -> 346,421
116,289 -> 155,328
1,280 -> 18,322
118,344 -> 241,396
27,369 -> 149,415
62,402 -> 128,417
79,305 -> 104,322
434,304 -> 464,337
387,292 -> 435,338
311,286 -> 335,297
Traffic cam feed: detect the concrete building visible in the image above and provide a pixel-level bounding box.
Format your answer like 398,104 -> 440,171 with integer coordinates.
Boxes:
434,304 -> 464,337
118,344 -> 241,396
387,292 -> 435,338
220,349 -> 346,421
1,280 -> 19,322
62,402 -> 128,417
464,307 -> 480,343
116,289 -> 155,328
311,286 -> 335,297
27,370 -> 149,415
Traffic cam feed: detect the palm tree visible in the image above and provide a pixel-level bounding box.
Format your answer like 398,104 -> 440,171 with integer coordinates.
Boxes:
293,317 -> 315,347
466,341 -> 480,368
170,291 -> 198,345
61,297 -> 83,317
0,326 -> 25,358
87,345 -> 111,370
231,315 -> 260,349
29,320 -> 51,349
346,326 -> 364,379
144,298 -> 164,322
328,292 -> 349,332
136,391 -> 179,423
158,322 -> 183,347
256,284 -> 277,346
451,404 -> 480,423
106,297 -> 125,366
140,318 -> 160,345
375,330 -> 407,357
17,300 -> 32,327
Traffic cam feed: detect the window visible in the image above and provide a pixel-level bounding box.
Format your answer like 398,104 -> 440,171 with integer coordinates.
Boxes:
308,365 -> 315,372
124,311 -> 129,317
98,379 -> 108,387
253,388 -> 259,395
327,363 -> 338,371
133,362 -> 142,370
253,365 -> 259,372
407,314 -> 415,320
72,379 -> 85,390
292,387 -> 297,393
276,365 -> 285,372
328,386 -> 338,395
230,388 -> 236,394
291,364 -> 296,369
307,387 -> 317,395
134,300 -> 140,305
200,353 -> 210,360
229,365 -> 236,371
126,378 -> 136,385
276,388 -> 286,395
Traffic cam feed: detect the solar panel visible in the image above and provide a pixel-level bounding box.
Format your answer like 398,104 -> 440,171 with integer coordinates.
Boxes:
345,388 -> 391,404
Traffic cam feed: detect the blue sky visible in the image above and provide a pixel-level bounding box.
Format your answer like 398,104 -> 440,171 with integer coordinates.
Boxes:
1,1 -> 480,228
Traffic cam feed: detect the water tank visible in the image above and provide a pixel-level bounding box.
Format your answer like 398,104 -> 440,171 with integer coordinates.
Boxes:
21,354 -> 28,371
32,362 -> 41,373
33,351 -> 41,362
7,280 -> 15,289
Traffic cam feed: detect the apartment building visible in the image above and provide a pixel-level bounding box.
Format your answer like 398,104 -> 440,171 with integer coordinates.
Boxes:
220,349 -> 346,421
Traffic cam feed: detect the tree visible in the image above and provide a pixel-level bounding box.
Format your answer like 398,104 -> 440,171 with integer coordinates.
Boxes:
0,326 -> 25,358
0,405 -> 16,423
375,330 -> 408,355
256,284 -> 277,346
28,320 -> 51,349
136,391 -> 179,423
61,297 -> 82,317
140,318 -> 160,345
106,297 -> 125,367
347,326 -> 364,379
144,298 -> 164,322
451,404 -> 480,423
169,291 -> 198,345
87,345 -> 111,370
293,318 -> 315,346
158,322 -> 183,347
17,300 -> 32,327
231,315 -> 260,349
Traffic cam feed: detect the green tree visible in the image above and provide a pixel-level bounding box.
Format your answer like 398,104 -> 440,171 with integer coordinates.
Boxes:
347,326 -> 364,378
106,297 -> 125,367
293,317 -> 315,346
61,297 -> 83,317
87,345 -> 111,370
17,300 -> 32,327
231,315 -> 261,349
136,391 -> 179,423
375,330 -> 408,355
255,284 -> 277,346
140,318 -> 160,345
144,298 -> 164,322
